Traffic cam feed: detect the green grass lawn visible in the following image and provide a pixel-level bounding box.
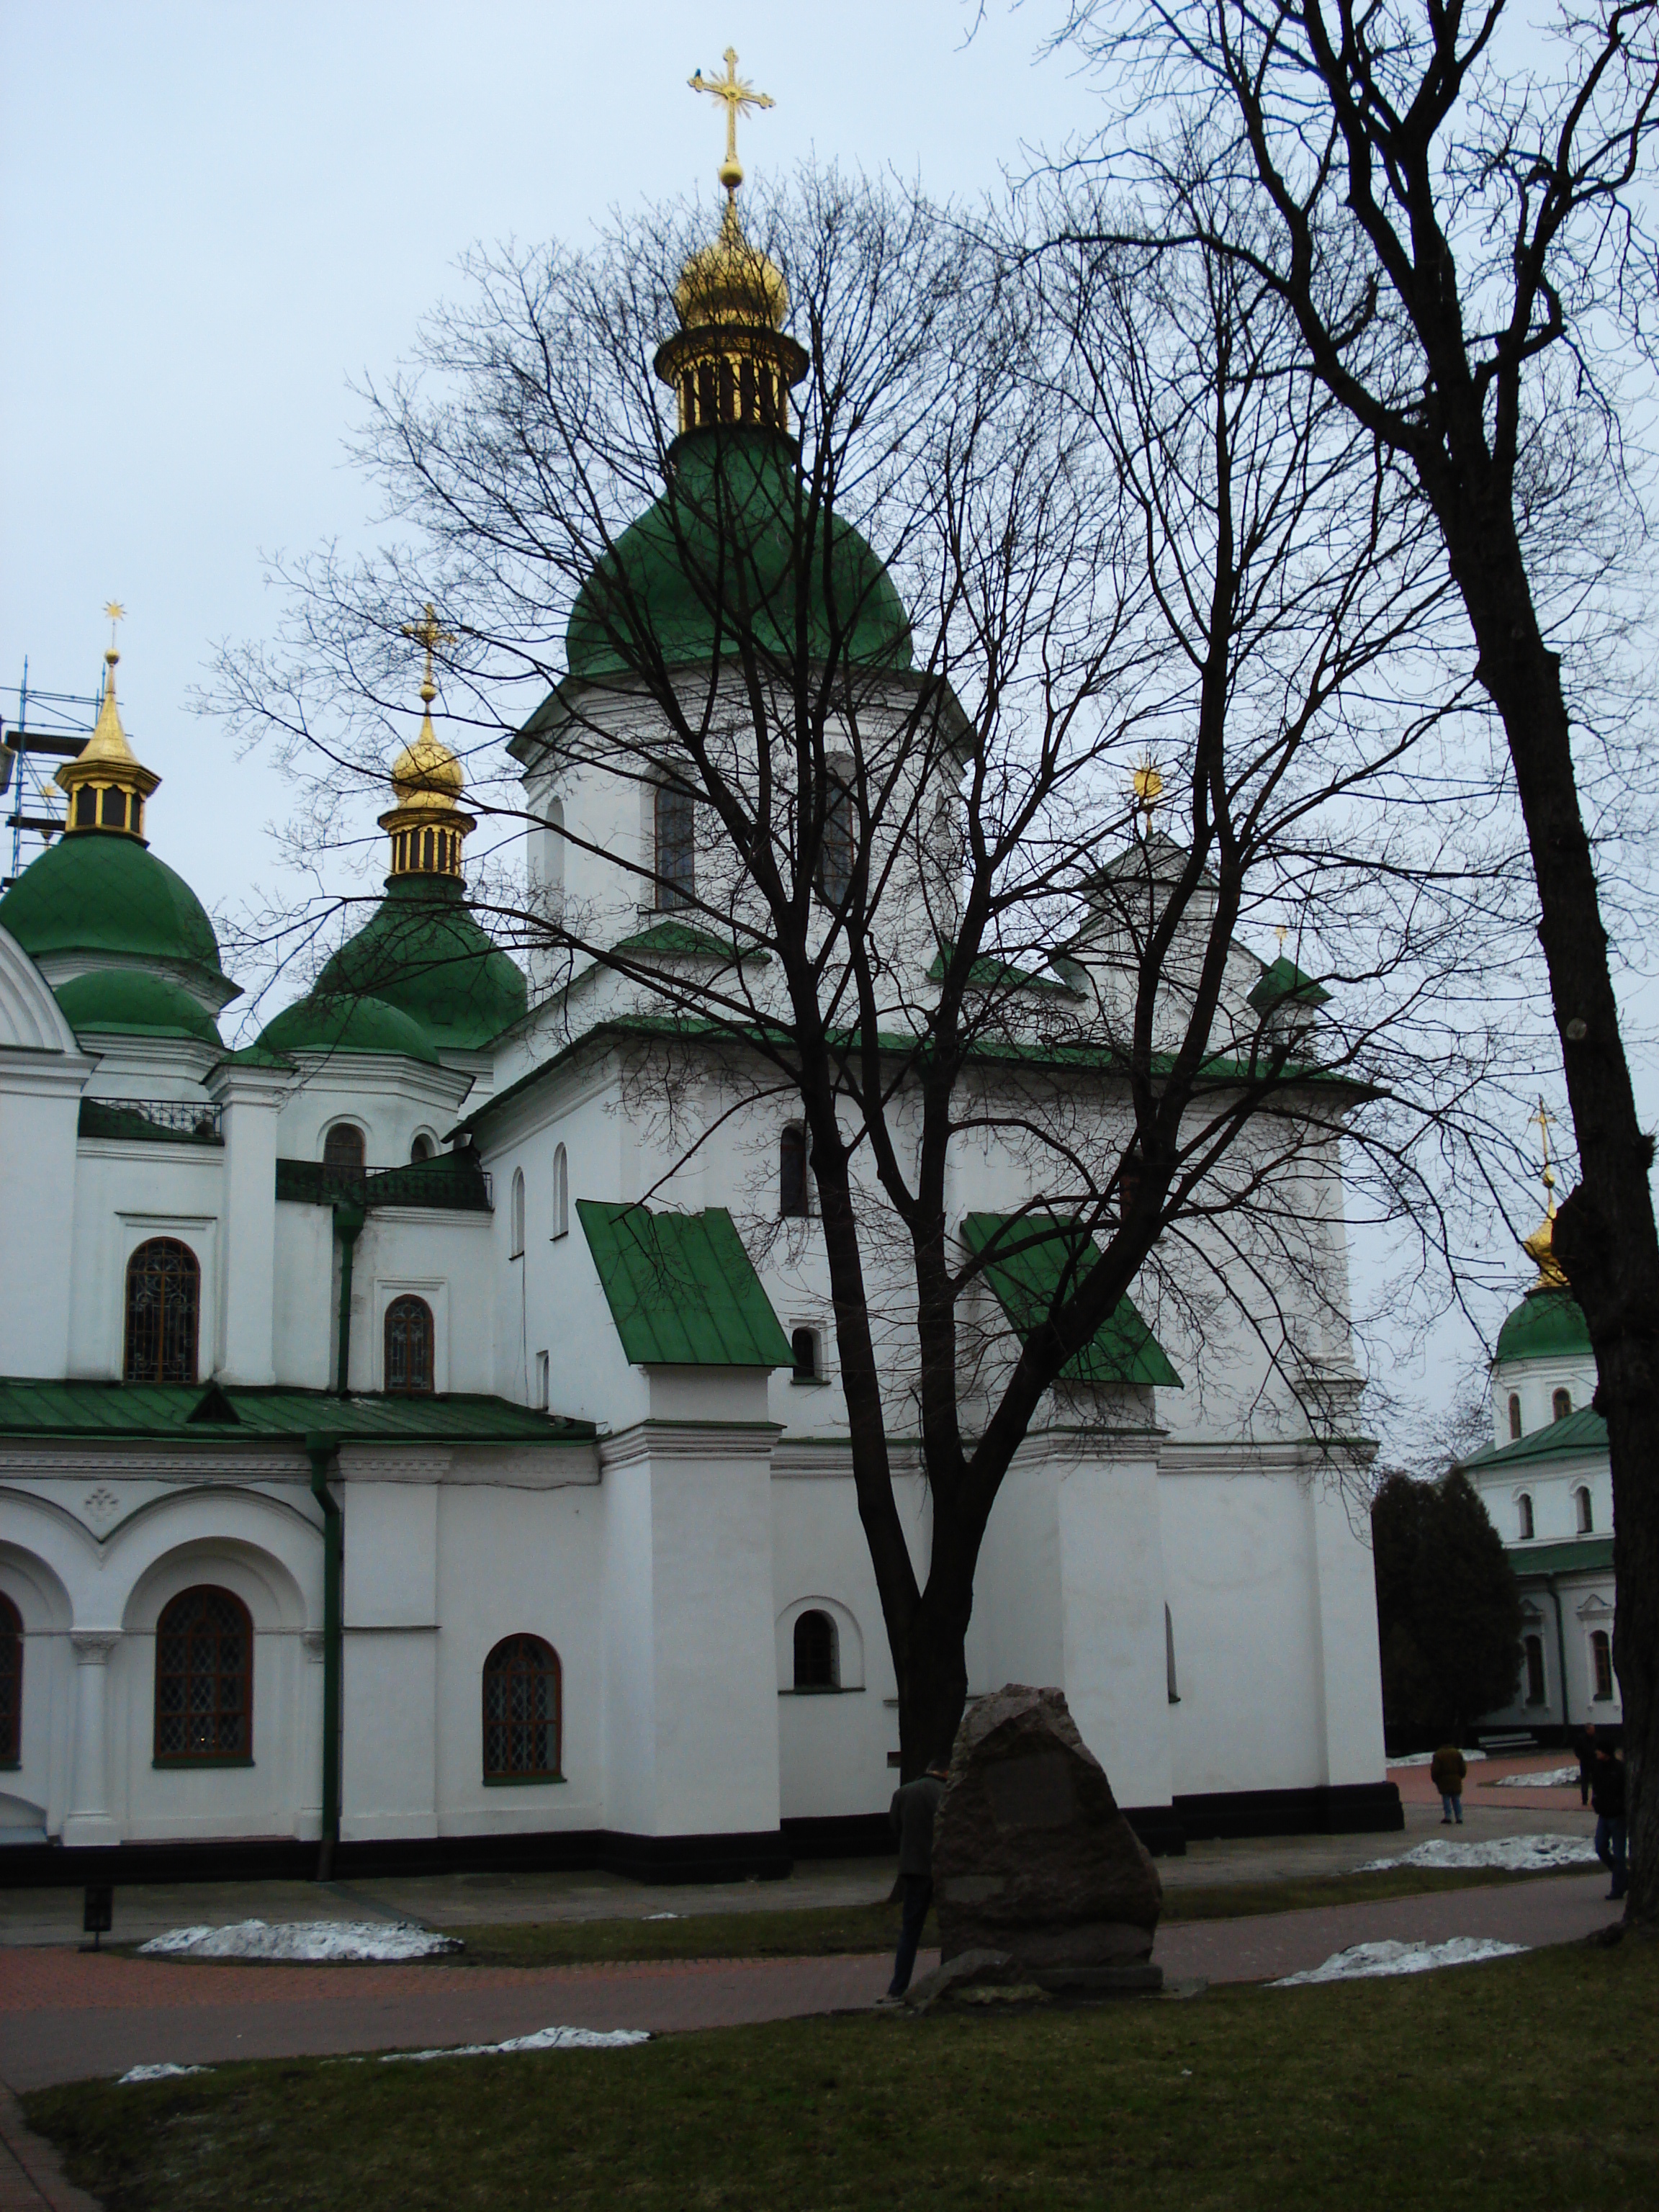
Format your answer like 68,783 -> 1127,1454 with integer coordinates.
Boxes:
28,1938 -> 1657,2211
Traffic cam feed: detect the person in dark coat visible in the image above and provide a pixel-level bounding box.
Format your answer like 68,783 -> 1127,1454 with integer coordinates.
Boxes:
1591,1745 -> 1627,1902
877,1760 -> 950,2002
1577,1722 -> 1598,1808
1430,1743 -> 1467,1825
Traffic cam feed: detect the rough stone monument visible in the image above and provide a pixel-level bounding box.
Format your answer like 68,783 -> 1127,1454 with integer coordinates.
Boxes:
927,1683 -> 1163,1996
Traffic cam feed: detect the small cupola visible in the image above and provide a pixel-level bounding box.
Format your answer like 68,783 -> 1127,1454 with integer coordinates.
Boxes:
55,605 -> 161,840
652,49 -> 808,439
379,606 -> 476,882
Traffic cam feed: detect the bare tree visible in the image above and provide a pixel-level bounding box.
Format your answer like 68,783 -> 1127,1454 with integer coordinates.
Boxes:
1055,0 -> 1659,1920
221,168 -> 1486,1778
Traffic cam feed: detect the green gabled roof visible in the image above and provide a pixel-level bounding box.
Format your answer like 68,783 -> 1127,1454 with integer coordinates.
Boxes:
577,1200 -> 793,1368
1502,1536 -> 1615,1577
1494,1285 -> 1592,1364
0,1378 -> 593,1444
926,941 -> 1082,997
1459,1404 -> 1606,1472
611,920 -> 770,963
1248,956 -> 1331,1015
960,1212 -> 1181,1388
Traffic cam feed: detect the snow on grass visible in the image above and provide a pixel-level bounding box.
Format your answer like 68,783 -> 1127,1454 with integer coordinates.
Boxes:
1272,1937 -> 1528,1987
139,1919 -> 461,1963
381,2026 -> 650,2062
1357,1833 -> 1599,1873
1478,1765 -> 1580,1789
119,2063 -> 212,2084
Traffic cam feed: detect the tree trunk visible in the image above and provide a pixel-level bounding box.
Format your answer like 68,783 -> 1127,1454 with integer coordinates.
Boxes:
894,1575 -> 975,1784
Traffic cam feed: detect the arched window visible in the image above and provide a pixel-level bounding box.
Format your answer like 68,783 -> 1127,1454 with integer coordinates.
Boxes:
552,1143 -> 568,1240
323,1123 -> 365,1172
817,777 -> 854,906
124,1238 -> 200,1384
793,1609 -> 839,1691
410,1133 -> 435,1164
1552,1387 -> 1573,1421
155,1586 -> 251,1761
0,1594 -> 20,1766
74,786 -> 96,828
510,1167 -> 526,1258
1575,1485 -> 1594,1534
1523,1634 -> 1546,1707
482,1635 -> 561,1779
385,1295 -> 434,1393
1517,1492 -> 1534,1541
1508,1393 -> 1522,1442
655,781 -> 696,911
791,1326 -> 819,1381
780,1124 -> 809,1218
1591,1629 -> 1615,1702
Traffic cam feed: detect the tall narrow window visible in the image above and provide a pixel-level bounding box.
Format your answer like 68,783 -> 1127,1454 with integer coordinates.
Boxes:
1508,1393 -> 1522,1442
124,1238 -> 200,1385
1591,1629 -> 1615,1702
780,1124 -> 809,1219
0,1594 -> 20,1766
1165,1602 -> 1180,1704
793,1609 -> 839,1691
1552,1387 -> 1573,1421
655,781 -> 696,911
154,1586 -> 251,1761
1517,1492 -> 1534,1541
510,1168 -> 526,1258
1575,1485 -> 1594,1534
791,1326 -> 819,1381
323,1123 -> 365,1172
817,777 -> 854,906
100,786 -> 127,830
1523,1634 -> 1547,1707
551,1144 -> 568,1240
482,1635 -> 561,1779
534,1350 -> 550,1411
385,1295 -> 434,1393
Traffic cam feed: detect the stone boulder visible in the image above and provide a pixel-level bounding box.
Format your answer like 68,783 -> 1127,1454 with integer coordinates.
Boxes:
932,1684 -> 1163,1986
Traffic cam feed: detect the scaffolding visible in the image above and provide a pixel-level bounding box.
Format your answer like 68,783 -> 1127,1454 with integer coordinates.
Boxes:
0,660 -> 101,888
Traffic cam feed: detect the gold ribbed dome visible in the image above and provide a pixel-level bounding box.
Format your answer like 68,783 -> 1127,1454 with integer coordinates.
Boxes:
390,717 -> 464,809
674,198 -> 788,333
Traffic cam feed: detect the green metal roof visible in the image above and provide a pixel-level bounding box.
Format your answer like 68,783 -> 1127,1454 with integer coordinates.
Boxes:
0,831 -> 235,998
0,1379 -> 593,1444
1494,1285 -> 1592,1364
1504,1536 -> 1615,1577
311,873 -> 527,1051
1460,1404 -> 1607,1472
1248,956 -> 1331,1015
577,1200 -> 794,1367
961,1212 -> 1182,1388
257,992 -> 441,1066
611,920 -> 770,964
55,968 -> 222,1046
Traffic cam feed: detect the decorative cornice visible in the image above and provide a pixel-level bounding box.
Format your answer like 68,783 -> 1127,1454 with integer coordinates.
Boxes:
599,1419 -> 781,1473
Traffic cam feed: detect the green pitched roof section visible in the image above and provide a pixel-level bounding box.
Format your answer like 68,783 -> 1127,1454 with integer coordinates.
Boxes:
961,1213 -> 1182,1388
0,832 -> 235,1000
1248,956 -> 1331,1016
611,920 -> 770,964
1499,1535 -> 1615,1578
1459,1403 -> 1607,1472
0,1378 -> 593,1444
55,969 -> 222,1046
554,428 -> 912,688
309,873 -> 526,1051
926,941 -> 1082,997
1494,1285 -> 1593,1364
257,992 -> 440,1066
577,1200 -> 794,1368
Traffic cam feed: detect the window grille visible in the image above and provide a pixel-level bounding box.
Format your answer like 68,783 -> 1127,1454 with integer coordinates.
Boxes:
1591,1629 -> 1615,1702
0,1593 -> 19,1765
385,1295 -> 434,1393
1517,1492 -> 1534,1541
793,1609 -> 839,1691
154,1586 -> 251,1761
482,1635 -> 561,1778
124,1238 -> 200,1384
780,1124 -> 809,1218
1552,1387 -> 1573,1421
655,781 -> 696,910
323,1123 -> 366,1172
1508,1393 -> 1522,1442
1523,1634 -> 1546,1706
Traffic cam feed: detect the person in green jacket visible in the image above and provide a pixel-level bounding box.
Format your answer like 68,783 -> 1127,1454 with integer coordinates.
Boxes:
1431,1743 -> 1467,1825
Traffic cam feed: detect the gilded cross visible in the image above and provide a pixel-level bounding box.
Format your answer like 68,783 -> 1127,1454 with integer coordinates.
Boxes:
688,48 -> 774,189
104,601 -> 125,652
402,603 -> 456,704
1532,1097 -> 1557,1192
1130,756 -> 1163,831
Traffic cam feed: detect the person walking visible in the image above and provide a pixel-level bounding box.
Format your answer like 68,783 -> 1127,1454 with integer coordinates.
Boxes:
1430,1743 -> 1467,1825
877,1759 -> 950,2004
1591,1744 -> 1627,1902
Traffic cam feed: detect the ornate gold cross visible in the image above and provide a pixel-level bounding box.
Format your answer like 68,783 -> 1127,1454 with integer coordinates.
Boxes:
1532,1097 -> 1557,1192
104,601 -> 125,652
688,47 -> 774,190
402,603 -> 456,704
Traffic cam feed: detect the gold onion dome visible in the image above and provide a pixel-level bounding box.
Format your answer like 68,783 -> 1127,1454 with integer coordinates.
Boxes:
380,606 -> 475,881
56,606 -> 161,839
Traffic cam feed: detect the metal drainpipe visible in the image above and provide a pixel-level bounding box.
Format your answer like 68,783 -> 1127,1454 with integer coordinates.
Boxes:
333,1200 -> 367,1396
305,1432 -> 343,1883
1544,1575 -> 1573,1750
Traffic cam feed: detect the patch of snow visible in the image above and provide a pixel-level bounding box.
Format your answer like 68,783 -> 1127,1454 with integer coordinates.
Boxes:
382,2026 -> 650,2062
118,2063 -> 212,2084
644,1912 -> 683,1921
1388,1750 -> 1488,1767
1273,1937 -> 1528,1986
139,1918 -> 460,1963
1479,1765 -> 1579,1789
1357,1833 -> 1599,1873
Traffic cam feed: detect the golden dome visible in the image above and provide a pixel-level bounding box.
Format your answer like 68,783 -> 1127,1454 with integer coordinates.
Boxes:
673,198 -> 788,333
390,714 -> 464,810
56,616 -> 161,839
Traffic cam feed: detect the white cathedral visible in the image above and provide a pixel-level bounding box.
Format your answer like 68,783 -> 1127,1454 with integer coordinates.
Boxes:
0,166 -> 1399,1881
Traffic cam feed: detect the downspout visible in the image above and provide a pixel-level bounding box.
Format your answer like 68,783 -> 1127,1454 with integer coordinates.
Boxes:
333,1200 -> 366,1396
305,1432 -> 343,1882
1544,1575 -> 1573,1750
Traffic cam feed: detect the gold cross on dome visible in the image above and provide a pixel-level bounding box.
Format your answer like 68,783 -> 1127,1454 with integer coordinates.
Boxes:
1130,756 -> 1163,830
104,601 -> 125,651
688,48 -> 774,191
1532,1097 -> 1557,1191
402,603 -> 456,704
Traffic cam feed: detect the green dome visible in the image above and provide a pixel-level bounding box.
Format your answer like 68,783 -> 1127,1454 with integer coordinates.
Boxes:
1494,1285 -> 1592,1364
312,874 -> 526,1051
566,429 -> 913,681
0,832 -> 233,998
55,969 -> 222,1046
257,992 -> 440,1066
